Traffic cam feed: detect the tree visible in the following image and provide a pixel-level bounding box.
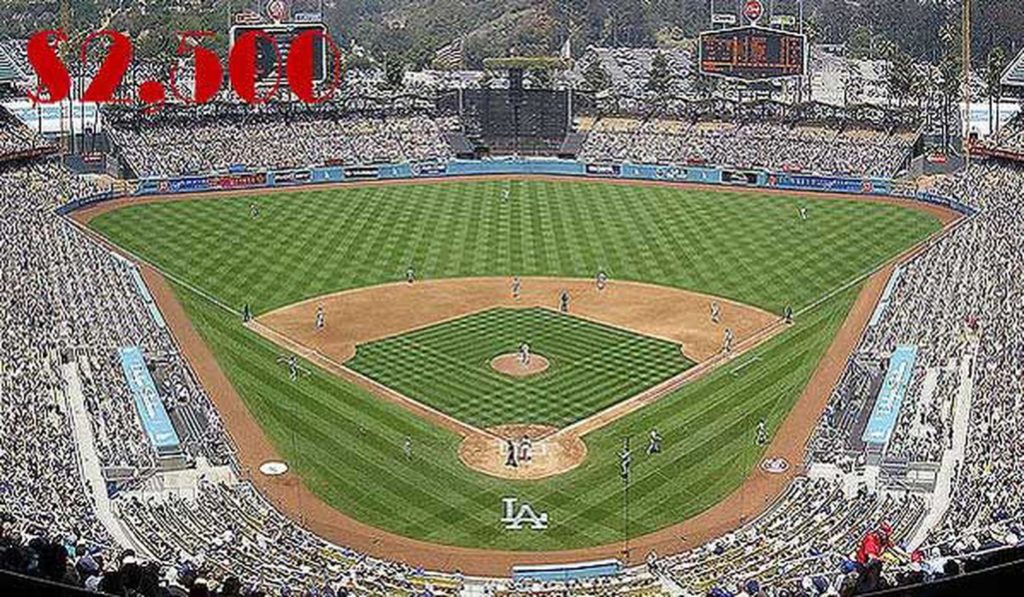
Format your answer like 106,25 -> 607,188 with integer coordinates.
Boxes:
383,54 -> 406,91
645,51 -> 674,97
846,26 -> 874,60
987,47 -> 1007,135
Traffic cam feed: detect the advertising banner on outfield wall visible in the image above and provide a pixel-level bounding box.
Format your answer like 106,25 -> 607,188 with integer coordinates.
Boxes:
410,161 -> 449,177
211,172 -> 268,190
584,163 -> 621,177
721,170 -> 761,185
344,165 -> 381,180
118,160 -> 990,222
767,173 -> 891,195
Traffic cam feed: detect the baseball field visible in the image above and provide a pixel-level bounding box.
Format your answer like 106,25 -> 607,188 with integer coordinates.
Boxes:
83,178 -> 948,560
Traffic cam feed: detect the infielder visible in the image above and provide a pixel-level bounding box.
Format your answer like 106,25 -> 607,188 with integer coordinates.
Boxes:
315,304 -> 325,331
405,265 -> 416,284
559,290 -> 570,313
710,301 -> 721,324
518,342 -> 531,367
722,328 -> 734,353
596,270 -> 608,291
512,276 -> 522,300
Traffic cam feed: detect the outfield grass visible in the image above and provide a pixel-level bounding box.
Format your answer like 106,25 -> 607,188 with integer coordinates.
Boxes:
91,180 -> 941,314
88,180 -> 941,550
347,307 -> 693,428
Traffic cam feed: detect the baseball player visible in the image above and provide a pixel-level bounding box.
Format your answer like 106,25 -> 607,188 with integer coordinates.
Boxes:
505,439 -> 518,468
249,202 -> 260,219
799,206 -> 808,221
559,290 -> 570,313
722,327 -> 734,353
784,305 -> 793,324
287,355 -> 298,381
403,436 -> 413,460
501,182 -> 510,202
518,436 -> 533,463
647,429 -> 662,455
315,304 -> 325,331
596,270 -> 608,291
405,265 -> 416,284
518,342 -> 531,367
710,301 -> 721,324
512,276 -> 522,300
756,419 -> 768,446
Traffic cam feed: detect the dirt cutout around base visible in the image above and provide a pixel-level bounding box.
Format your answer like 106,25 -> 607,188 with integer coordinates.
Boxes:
490,353 -> 551,377
458,424 -> 587,480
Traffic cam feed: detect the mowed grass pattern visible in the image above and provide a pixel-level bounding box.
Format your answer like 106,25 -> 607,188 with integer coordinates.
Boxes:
173,280 -> 860,550
347,307 -> 693,428
88,180 -> 941,550
91,180 -> 942,315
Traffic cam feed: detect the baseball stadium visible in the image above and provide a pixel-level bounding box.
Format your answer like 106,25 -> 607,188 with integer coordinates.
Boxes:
2,0 -> 1024,596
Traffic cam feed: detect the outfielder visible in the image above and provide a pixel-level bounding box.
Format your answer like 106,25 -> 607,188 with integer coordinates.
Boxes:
647,429 -> 662,455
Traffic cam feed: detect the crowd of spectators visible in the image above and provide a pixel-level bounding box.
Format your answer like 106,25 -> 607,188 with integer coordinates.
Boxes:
117,482 -> 461,597
0,122 -> 462,593
662,478 -> 925,595
0,106 -> 50,160
106,109 -> 458,178
5,90 -> 1024,596
578,117 -> 916,178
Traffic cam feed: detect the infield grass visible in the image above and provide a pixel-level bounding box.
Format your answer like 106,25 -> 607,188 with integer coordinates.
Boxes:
89,179 -> 942,550
347,307 -> 693,428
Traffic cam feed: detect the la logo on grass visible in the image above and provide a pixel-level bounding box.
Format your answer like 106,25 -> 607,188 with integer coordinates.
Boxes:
501,497 -> 549,530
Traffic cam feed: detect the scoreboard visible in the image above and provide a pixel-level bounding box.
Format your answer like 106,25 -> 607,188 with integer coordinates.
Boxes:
699,26 -> 806,81
230,23 -> 329,85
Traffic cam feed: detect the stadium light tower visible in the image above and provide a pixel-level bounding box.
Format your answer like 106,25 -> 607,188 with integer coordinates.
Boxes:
962,0 -> 972,158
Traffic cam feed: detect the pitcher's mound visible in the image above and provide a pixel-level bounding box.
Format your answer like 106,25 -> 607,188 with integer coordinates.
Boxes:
490,353 -> 550,377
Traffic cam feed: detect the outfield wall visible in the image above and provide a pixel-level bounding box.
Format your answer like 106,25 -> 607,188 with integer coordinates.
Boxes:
57,158 -> 978,217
